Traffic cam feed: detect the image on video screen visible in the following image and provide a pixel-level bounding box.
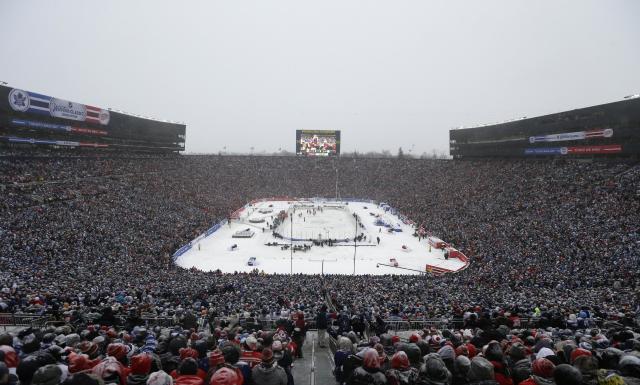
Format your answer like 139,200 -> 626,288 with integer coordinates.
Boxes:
296,130 -> 340,156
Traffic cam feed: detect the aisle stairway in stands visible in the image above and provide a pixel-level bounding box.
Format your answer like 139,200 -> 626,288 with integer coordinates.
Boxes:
292,331 -> 335,385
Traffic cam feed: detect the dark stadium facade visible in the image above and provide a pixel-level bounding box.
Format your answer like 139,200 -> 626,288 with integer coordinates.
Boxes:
0,85 -> 186,152
450,97 -> 640,158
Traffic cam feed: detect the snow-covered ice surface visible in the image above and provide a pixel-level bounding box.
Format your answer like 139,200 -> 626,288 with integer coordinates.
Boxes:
175,200 -> 467,275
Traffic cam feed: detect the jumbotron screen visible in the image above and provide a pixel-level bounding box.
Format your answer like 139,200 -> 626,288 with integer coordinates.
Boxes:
296,129 -> 341,156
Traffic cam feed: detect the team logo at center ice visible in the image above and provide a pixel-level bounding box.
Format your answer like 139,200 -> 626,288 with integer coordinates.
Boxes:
8,89 -> 30,112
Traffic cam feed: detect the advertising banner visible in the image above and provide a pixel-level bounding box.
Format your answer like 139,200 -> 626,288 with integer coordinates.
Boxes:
525,144 -> 622,155
565,144 -> 622,154
529,128 -> 613,143
524,147 -> 564,155
11,118 -> 107,135
1,136 -> 108,147
8,88 -> 110,125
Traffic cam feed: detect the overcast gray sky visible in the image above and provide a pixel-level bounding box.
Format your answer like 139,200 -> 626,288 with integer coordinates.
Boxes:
1,0 -> 639,155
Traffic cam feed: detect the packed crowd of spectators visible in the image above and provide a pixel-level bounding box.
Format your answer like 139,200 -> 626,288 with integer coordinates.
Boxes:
0,297 -> 638,385
0,149 -> 639,384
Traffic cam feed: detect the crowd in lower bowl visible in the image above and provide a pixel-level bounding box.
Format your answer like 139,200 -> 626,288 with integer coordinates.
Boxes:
0,305 -> 639,385
0,150 -> 639,384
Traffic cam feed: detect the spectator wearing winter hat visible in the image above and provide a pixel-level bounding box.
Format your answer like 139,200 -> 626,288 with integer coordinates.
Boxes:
569,348 -> 591,365
78,342 -> 100,360
346,348 -> 386,385
519,358 -> 554,385
251,348 -> 287,385
271,341 -> 292,385
385,351 -> 419,385
68,352 -> 100,376
127,354 -> 153,385
207,350 -> 225,374
239,338 -> 261,369
206,350 -> 242,385
209,367 -> 242,385
107,344 -> 131,366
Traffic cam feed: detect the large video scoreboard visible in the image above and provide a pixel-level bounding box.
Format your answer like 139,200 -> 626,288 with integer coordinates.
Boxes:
450,97 -> 640,158
0,85 -> 186,152
296,129 -> 341,156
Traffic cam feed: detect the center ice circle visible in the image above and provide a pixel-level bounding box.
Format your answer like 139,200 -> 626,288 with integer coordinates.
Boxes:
173,198 -> 469,275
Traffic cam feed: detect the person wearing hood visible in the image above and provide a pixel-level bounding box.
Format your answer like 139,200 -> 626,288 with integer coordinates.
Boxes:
31,364 -> 62,385
418,353 -> 451,385
127,354 -> 152,385
385,351 -> 418,385
619,355 -> 640,385
400,344 -> 423,372
17,352 -> 57,385
147,371 -> 173,385
252,348 -> 287,385
347,348 -> 387,385
452,355 -> 470,385
484,341 -> 513,385
552,364 -> 582,385
506,343 -> 531,385
468,357 -> 499,385
519,358 -> 555,385
92,356 -> 128,385
334,337 -> 355,384
572,355 -> 626,385
437,345 -> 456,375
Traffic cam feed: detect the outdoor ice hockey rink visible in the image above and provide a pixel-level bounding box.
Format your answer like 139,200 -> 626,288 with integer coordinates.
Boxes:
174,199 -> 469,275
